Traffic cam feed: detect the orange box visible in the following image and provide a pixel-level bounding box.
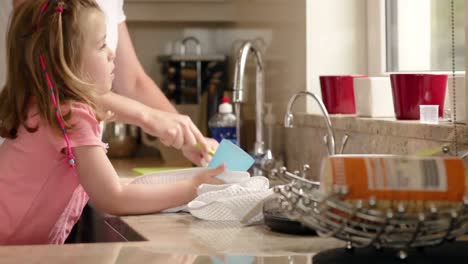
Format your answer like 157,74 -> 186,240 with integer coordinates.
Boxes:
320,155 -> 466,202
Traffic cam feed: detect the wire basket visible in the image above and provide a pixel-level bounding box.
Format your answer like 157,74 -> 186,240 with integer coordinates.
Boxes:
270,166 -> 468,260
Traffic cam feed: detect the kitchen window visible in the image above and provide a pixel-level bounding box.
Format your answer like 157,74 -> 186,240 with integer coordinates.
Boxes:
368,0 -> 466,75
385,0 -> 465,72
366,0 -> 467,124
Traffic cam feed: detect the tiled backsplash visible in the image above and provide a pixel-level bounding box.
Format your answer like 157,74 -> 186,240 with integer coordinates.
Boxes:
283,114 -> 467,181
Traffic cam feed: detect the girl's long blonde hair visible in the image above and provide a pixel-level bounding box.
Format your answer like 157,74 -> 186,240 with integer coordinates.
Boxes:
0,0 -> 101,139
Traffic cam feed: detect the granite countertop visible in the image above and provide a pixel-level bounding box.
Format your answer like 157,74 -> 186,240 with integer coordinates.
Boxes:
3,157 -> 468,263
114,213 -> 344,255
3,218 -> 468,264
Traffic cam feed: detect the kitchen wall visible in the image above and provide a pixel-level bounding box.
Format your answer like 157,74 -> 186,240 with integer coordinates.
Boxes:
306,0 -> 368,113
125,0 -> 307,120
285,114 -> 467,180
0,1 -> 12,90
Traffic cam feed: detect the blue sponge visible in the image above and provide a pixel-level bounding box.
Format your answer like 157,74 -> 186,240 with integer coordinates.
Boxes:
207,139 -> 255,171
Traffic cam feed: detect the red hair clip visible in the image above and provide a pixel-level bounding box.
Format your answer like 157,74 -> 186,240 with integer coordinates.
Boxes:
56,6 -> 63,13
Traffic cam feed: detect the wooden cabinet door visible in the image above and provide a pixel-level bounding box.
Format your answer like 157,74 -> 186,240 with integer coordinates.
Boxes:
124,0 -> 235,22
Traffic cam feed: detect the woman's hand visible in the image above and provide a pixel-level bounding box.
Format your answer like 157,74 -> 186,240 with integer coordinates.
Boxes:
97,93 -> 214,156
181,137 -> 219,166
141,109 -> 212,152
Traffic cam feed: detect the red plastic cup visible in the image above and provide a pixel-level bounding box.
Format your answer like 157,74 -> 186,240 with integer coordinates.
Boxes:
320,75 -> 366,114
390,73 -> 447,120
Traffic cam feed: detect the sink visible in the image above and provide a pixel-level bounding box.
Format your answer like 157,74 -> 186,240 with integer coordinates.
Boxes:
263,194 -> 317,236
65,204 -> 146,243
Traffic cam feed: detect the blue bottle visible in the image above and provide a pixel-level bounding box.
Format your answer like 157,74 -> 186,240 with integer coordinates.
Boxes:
209,96 -> 238,145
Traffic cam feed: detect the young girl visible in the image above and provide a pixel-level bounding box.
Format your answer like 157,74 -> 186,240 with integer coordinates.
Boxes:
0,0 -> 225,245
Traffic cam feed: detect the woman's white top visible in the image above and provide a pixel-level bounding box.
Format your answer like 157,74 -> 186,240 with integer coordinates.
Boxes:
96,0 -> 127,53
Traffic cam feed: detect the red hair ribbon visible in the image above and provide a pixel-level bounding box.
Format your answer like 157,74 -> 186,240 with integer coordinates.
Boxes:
37,0 -> 76,168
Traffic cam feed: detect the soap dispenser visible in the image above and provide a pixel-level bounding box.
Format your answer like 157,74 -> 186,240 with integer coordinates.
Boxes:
208,96 -> 238,145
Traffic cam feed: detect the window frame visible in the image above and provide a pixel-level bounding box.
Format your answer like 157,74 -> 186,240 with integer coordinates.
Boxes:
367,0 -> 387,76
367,0 -> 467,124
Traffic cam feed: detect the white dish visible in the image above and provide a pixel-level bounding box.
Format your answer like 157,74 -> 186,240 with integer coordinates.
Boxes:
130,167 -> 250,185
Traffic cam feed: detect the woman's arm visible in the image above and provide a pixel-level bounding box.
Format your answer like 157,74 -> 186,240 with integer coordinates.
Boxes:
112,22 -> 177,113
98,92 -> 205,150
74,145 -> 225,215
99,22 -> 214,156
102,22 -> 217,159
99,92 -> 218,163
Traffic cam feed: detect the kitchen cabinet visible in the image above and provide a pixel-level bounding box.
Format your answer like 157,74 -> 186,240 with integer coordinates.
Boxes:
233,0 -> 302,23
123,0 -> 299,24
124,0 -> 236,22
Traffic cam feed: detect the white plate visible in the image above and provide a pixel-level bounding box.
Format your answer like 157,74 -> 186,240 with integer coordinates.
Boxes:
130,167 -> 250,185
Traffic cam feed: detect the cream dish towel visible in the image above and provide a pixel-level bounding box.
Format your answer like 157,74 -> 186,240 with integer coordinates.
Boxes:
188,176 -> 273,225
130,168 -> 273,224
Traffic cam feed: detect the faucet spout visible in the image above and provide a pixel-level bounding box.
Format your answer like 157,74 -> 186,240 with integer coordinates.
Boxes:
232,41 -> 274,176
232,41 -> 265,154
284,91 -> 336,156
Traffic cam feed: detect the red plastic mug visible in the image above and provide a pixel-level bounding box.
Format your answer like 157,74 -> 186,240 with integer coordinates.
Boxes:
320,75 -> 366,114
390,73 -> 447,120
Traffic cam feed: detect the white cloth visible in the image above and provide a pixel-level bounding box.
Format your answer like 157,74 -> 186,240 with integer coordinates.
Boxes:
96,0 -> 127,53
130,168 -> 273,224
188,177 -> 273,225
130,168 -> 251,213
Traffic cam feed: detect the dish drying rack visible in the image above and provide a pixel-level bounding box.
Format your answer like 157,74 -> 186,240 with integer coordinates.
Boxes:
269,165 -> 468,260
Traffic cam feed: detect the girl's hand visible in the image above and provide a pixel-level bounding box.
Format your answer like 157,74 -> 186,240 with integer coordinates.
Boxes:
191,164 -> 226,188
